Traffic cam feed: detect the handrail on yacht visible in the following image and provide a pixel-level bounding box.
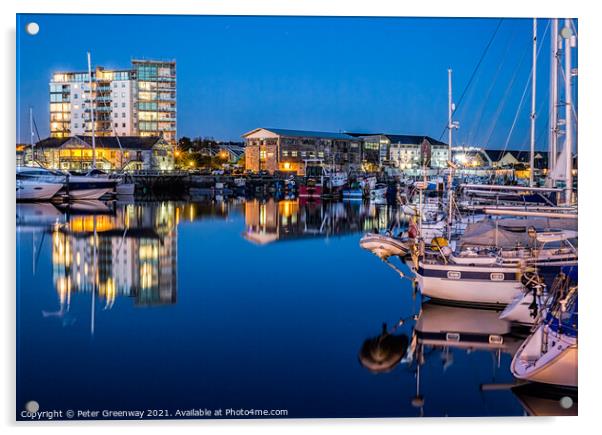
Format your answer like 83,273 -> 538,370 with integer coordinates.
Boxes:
484,209 -> 578,219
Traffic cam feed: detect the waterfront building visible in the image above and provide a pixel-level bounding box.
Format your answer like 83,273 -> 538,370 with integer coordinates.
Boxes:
347,133 -> 449,171
242,128 -> 362,175
451,146 -> 493,168
33,135 -> 175,171
49,59 -> 176,144
16,144 -> 28,166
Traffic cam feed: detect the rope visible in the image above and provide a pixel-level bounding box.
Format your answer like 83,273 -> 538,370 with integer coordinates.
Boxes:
500,20 -> 551,154
467,25 -> 520,147
438,18 -> 505,141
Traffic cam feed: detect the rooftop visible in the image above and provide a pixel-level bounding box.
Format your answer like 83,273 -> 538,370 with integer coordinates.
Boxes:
36,135 -> 165,150
243,128 -> 358,140
347,132 -> 447,146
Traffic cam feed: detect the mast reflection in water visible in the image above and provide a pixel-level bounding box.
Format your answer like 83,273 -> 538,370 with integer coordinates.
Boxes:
17,198 -> 537,419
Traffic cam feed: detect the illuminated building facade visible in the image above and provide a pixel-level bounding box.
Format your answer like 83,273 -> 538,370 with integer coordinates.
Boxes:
243,128 -> 362,175
33,135 -> 175,171
347,133 -> 449,171
49,59 -> 176,145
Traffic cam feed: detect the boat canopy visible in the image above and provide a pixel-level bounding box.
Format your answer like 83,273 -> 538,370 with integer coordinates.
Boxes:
460,218 -> 578,249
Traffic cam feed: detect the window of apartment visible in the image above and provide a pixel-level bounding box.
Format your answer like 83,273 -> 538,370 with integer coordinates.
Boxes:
291,150 -> 298,157
114,103 -> 118,108
74,113 -> 78,119
282,150 -> 288,157
115,123 -> 118,128
121,93 -> 125,98
122,83 -> 126,88
73,94 -> 78,99
74,123 -> 78,128
114,83 -> 118,88
122,123 -> 126,128
300,151 -> 306,157
122,103 -> 126,108
122,113 -> 126,118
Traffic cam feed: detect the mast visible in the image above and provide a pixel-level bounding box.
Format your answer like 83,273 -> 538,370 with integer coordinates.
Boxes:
87,52 -> 97,169
446,68 -> 453,239
562,19 -> 574,205
529,18 -> 537,187
29,107 -> 34,163
549,19 -> 559,174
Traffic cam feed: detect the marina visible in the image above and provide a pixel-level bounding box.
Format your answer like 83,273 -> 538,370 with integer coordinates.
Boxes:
15,13 -> 579,421
17,197 -> 573,418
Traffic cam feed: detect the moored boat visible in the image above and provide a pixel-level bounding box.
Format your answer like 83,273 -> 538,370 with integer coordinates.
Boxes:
511,288 -> 577,387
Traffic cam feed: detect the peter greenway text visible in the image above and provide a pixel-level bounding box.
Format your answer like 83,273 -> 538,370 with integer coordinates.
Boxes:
19,408 -> 289,420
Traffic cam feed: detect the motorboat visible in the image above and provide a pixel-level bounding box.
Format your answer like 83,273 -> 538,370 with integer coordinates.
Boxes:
16,179 -> 64,201
16,166 -> 65,201
66,169 -> 118,200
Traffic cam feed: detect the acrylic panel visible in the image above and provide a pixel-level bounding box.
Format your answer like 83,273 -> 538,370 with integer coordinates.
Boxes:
16,13 -> 578,421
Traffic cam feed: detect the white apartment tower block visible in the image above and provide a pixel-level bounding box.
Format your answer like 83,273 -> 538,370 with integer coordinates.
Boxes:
50,59 -> 176,145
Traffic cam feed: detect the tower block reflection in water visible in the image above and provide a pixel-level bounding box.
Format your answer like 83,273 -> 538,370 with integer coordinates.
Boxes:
51,203 -> 178,309
243,198 -> 401,244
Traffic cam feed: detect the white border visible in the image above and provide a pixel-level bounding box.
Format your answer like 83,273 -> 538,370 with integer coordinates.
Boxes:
2,0 -> 600,433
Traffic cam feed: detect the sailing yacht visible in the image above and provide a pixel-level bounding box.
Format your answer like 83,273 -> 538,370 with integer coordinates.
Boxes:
511,286 -> 577,387
409,219 -> 578,307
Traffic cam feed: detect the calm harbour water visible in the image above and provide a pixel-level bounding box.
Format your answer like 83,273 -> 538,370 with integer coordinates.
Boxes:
17,198 -> 533,420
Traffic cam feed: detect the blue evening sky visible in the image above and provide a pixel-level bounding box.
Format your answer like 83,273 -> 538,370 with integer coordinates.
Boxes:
16,14 -> 572,149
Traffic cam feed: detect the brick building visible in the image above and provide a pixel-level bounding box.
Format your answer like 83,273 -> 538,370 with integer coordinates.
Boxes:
242,128 -> 362,175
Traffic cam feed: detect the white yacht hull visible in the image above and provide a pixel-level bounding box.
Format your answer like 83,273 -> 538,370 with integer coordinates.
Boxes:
65,175 -> 117,200
16,181 -> 63,201
511,325 -> 578,387
68,187 -> 113,200
499,289 -> 541,325
414,262 -> 522,307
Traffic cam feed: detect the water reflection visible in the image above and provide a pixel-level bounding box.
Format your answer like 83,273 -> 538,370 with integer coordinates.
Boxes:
358,300 -> 533,417
243,198 -> 406,244
51,202 -> 178,311
17,198 -> 548,418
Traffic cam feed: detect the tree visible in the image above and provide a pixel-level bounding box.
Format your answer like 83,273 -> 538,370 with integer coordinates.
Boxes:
178,136 -> 192,150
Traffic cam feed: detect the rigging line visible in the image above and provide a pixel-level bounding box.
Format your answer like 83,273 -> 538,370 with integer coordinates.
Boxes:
482,40 -> 531,149
32,113 -> 42,143
467,24 -> 520,146
438,18 -> 505,141
501,20 -> 550,153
